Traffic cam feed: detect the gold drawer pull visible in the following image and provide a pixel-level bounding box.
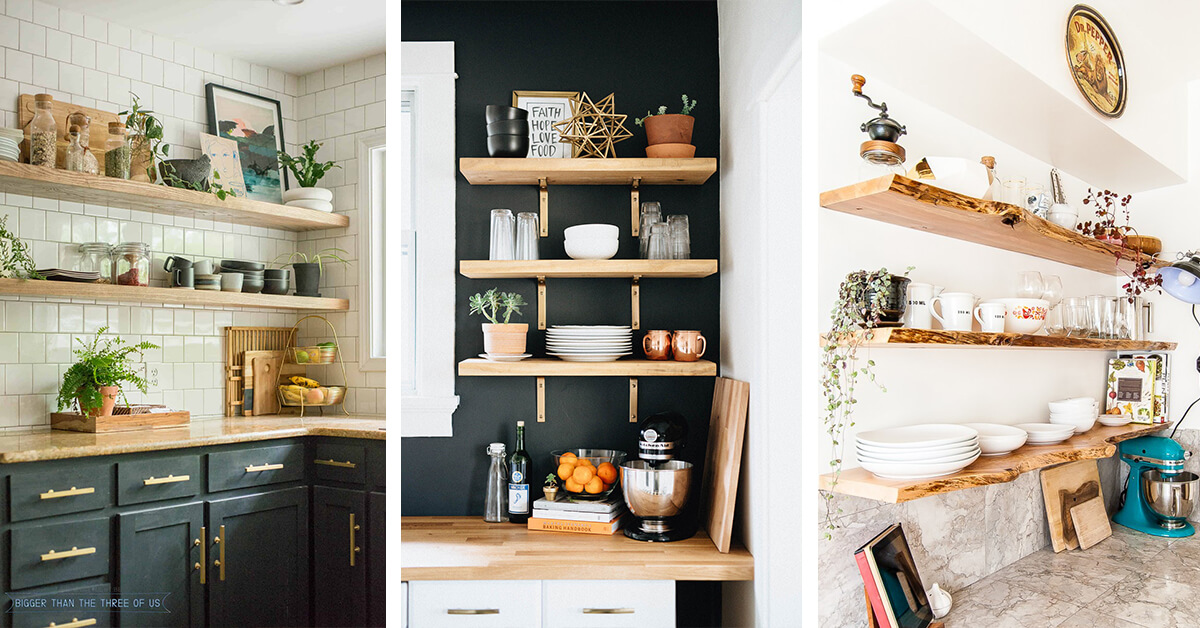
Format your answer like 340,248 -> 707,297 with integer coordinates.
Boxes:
144,474 -> 190,485
199,526 -> 207,585
314,459 -> 357,468
40,486 -> 95,500
446,609 -> 500,615
245,463 -> 284,472
46,618 -> 96,628
583,608 -> 635,614
41,546 -> 96,561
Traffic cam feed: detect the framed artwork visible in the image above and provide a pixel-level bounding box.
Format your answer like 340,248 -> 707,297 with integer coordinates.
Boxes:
205,83 -> 288,203
199,133 -> 247,198
512,90 -> 579,158
1066,5 -> 1126,118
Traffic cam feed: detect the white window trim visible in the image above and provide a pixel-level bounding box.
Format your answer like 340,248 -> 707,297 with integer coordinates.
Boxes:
358,129 -> 387,373
400,41 -> 458,437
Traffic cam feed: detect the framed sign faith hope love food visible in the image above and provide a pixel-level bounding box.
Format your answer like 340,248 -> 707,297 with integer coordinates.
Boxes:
512,90 -> 579,158
1065,4 -> 1126,118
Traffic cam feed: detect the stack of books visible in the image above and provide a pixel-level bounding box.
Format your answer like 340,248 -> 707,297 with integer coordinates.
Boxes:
527,496 -> 626,535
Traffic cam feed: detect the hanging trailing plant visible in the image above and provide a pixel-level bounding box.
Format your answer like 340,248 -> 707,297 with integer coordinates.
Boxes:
1077,188 -> 1162,299
821,267 -> 910,538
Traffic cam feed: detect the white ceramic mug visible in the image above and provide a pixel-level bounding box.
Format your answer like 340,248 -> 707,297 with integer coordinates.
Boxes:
974,302 -> 1007,333
904,282 -> 936,328
220,273 -> 244,292
931,292 -> 977,331
193,259 -> 214,276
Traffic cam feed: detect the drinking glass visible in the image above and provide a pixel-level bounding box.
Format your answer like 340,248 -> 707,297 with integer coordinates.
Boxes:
647,223 -> 670,260
489,209 -> 515,261
1017,271 -> 1044,299
639,202 -> 662,259
1103,297 -> 1121,339
1024,183 -> 1047,217
515,212 -> 539,260
1064,297 -> 1088,337
667,214 -> 690,259
1119,297 -> 1143,341
1000,178 -> 1027,206
1086,294 -> 1107,338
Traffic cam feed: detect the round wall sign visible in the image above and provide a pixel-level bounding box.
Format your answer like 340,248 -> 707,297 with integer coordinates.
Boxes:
1066,5 -> 1126,118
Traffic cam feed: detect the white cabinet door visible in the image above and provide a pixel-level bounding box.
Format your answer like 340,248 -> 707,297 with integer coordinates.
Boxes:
401,582 -> 408,628
543,580 -> 675,628
408,580 -> 542,627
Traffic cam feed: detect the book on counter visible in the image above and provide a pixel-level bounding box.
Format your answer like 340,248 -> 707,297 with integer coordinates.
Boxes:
527,496 -> 626,534
533,496 -> 624,513
527,514 -> 624,535
854,523 -> 934,628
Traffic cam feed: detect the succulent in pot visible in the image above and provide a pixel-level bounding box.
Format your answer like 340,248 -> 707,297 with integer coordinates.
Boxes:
635,94 -> 698,158
56,327 -> 158,418
278,140 -> 340,212
469,288 -> 529,355
543,473 -> 559,501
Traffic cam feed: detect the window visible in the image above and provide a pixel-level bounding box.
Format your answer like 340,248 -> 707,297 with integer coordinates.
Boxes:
359,131 -> 387,373
399,42 -> 459,437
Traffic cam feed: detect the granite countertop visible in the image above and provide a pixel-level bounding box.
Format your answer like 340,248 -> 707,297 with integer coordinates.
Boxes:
942,525 -> 1200,627
0,414 -> 387,463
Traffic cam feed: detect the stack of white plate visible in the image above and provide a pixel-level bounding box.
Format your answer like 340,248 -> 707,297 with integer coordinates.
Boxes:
1015,423 -> 1076,445
0,128 -> 22,162
960,422 -> 1029,456
855,424 -> 981,479
546,325 -> 632,362
1099,413 -> 1133,427
1047,397 -> 1098,433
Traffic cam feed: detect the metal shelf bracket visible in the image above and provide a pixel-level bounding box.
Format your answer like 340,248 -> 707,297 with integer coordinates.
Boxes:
630,178 -> 641,236
629,377 -> 638,423
536,276 -> 547,330
539,178 -> 548,237
631,276 -> 641,330
537,377 -> 546,422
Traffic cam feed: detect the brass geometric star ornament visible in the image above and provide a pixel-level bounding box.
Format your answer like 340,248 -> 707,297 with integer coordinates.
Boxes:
552,92 -> 633,158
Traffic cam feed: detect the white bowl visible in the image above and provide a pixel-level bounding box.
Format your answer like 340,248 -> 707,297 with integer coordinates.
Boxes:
285,199 -> 334,212
565,237 -> 619,260
1016,423 -> 1075,444
1049,413 -> 1096,433
987,298 -> 1050,334
960,422 -> 1029,455
859,450 -> 982,480
855,424 -> 980,449
855,438 -> 978,456
858,448 -> 980,466
564,223 -> 619,240
282,187 -> 333,203
1099,414 -> 1133,427
1048,397 -> 1096,413
855,443 -> 979,461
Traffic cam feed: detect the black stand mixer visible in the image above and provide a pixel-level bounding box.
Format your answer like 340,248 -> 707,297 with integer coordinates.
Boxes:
621,411 -> 697,542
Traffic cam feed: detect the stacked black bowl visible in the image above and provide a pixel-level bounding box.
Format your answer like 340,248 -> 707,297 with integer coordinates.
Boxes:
219,260 -> 265,294
486,105 -> 529,158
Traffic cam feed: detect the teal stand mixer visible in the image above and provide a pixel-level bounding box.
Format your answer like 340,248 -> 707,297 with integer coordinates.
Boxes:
1114,436 -> 1199,537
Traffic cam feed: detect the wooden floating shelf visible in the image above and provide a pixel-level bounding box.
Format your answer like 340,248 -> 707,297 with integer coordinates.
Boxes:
459,259 -> 718,279
820,174 -> 1164,276
820,422 -> 1169,503
458,358 -> 716,377
459,157 -> 716,185
823,328 -> 1176,351
0,278 -> 348,310
0,161 -> 348,231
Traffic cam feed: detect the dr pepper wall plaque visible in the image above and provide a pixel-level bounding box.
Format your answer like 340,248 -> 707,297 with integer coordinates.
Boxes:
1066,4 -> 1126,118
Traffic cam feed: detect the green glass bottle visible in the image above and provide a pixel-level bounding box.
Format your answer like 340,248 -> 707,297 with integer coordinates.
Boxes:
508,420 -> 531,524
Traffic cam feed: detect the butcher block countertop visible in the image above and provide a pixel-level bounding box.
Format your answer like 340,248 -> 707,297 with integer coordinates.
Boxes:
400,516 -> 754,581
0,414 -> 386,463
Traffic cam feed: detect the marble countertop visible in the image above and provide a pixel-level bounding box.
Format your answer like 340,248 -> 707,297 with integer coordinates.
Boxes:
0,414 -> 387,463
942,525 -> 1200,627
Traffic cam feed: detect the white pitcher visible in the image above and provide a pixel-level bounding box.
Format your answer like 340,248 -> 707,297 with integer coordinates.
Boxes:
904,282 -> 936,328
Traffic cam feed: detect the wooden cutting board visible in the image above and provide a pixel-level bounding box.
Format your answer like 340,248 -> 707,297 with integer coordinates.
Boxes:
1041,459 -> 1104,552
245,350 -> 304,417
224,327 -> 294,416
698,377 -> 750,553
1070,496 -> 1112,550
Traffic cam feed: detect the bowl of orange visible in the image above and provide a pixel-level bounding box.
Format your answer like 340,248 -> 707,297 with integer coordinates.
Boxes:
550,449 -> 627,500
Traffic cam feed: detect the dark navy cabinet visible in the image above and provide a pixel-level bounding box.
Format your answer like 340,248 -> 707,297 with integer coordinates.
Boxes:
117,502 -> 204,627
312,487 -> 366,627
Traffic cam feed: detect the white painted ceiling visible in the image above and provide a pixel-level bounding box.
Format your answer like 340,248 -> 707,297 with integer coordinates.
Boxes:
40,0 -> 385,75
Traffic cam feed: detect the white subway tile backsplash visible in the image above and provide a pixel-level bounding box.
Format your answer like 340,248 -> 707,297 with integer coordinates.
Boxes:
5,363 -> 29,394
71,34 -> 95,68
31,363 -> 55,394
0,395 -> 18,427
6,49 -> 31,83
107,22 -> 129,49
19,21 -> 45,56
32,1 -> 56,27
141,54 -> 162,85
7,0 -> 32,22
58,61 -> 81,94
83,14 -> 106,42
45,333 -> 69,362
83,305 -> 105,332
162,335 -> 182,362
18,332 -> 42,363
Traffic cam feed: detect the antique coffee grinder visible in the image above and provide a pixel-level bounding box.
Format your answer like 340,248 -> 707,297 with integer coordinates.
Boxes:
1114,436 -> 1198,538
620,411 -> 696,542
851,74 -> 907,168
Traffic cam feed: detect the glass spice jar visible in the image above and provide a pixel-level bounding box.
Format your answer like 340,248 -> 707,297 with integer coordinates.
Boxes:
64,125 -> 85,173
78,242 -> 112,283
104,122 -> 131,179
29,94 -> 57,168
111,242 -> 149,286
66,111 -> 98,175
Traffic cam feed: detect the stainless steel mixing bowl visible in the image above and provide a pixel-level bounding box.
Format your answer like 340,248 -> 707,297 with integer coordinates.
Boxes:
620,460 -> 692,518
1142,469 -> 1199,529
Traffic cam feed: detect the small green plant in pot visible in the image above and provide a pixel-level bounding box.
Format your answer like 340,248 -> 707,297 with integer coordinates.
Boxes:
278,140 -> 340,212
469,288 -> 528,355
273,248 -> 350,297
635,94 -> 697,158
543,473 -> 559,501
56,327 -> 158,417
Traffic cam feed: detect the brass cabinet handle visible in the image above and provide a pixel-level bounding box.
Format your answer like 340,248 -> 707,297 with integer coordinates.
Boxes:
144,474 -> 190,485
314,459 -> 357,468
45,618 -> 96,628
199,527 -> 206,585
40,486 -> 95,500
583,608 -> 635,614
216,525 -> 225,581
446,609 -> 500,615
41,546 -> 96,561
349,513 -> 361,567
244,463 -> 283,472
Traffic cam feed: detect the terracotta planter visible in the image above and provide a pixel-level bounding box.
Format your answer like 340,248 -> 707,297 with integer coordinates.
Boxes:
643,114 -> 694,146
646,143 -> 696,158
81,385 -> 119,418
482,323 -> 528,355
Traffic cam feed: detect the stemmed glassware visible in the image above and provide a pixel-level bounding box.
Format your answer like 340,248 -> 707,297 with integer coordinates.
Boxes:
1041,275 -> 1065,335
1017,271 -> 1045,299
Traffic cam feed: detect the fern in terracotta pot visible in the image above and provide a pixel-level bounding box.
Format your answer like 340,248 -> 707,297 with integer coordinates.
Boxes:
56,327 -> 158,417
469,289 -> 529,355
635,94 -> 697,158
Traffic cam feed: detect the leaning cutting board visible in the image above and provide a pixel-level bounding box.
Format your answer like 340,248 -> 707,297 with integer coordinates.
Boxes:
698,377 -> 750,553
245,350 -> 305,417
1070,496 -> 1112,550
224,327 -> 294,416
1041,459 -> 1105,552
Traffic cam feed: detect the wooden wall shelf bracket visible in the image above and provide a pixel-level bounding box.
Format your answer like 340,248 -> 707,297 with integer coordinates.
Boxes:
631,276 -> 641,330
538,177 -> 548,237
536,276 -> 547,330
631,177 -> 642,236
536,377 -> 546,422
629,377 -> 638,423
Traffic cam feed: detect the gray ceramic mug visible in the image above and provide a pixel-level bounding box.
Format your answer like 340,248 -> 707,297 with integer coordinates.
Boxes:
173,267 -> 194,289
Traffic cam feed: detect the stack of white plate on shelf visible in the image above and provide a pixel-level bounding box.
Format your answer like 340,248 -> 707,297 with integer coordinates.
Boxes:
545,325 -> 632,362
1047,397 -> 1099,433
855,424 -> 981,479
0,128 -> 22,162
1014,423 -> 1076,445
960,423 -> 1029,456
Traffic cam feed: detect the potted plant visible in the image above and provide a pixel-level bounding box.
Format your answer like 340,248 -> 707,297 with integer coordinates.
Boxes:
56,327 -> 158,418
119,92 -> 159,183
543,473 -> 559,501
278,140 -> 340,212
635,94 -> 697,158
273,248 -> 351,297
1077,189 -> 1163,298
468,288 -> 529,355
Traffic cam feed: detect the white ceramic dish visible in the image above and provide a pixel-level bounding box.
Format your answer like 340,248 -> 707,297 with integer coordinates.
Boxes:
859,451 -> 982,480
855,424 -> 980,449
855,437 -> 978,456
1098,414 -> 1133,427
480,353 -> 531,362
285,199 -> 334,212
1048,397 -> 1096,412
564,224 -> 619,240
987,298 -> 1050,334
282,187 -> 334,203
564,237 -> 619,260
960,422 -> 1029,455
856,446 -> 980,464
1048,413 -> 1096,433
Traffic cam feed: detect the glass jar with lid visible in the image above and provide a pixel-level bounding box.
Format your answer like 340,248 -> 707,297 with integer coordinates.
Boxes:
78,242 -> 112,283
64,125 -> 85,173
104,122 -> 131,179
66,111 -> 99,175
111,242 -> 149,286
29,94 -> 57,168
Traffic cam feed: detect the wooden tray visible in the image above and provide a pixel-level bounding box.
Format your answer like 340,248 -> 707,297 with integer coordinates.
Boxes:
52,410 -> 190,433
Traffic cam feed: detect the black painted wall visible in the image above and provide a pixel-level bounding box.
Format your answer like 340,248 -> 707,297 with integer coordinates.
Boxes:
400,1 -> 721,521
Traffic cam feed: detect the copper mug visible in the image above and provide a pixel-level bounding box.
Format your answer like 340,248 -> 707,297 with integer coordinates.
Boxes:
672,330 -> 706,362
643,330 -> 673,360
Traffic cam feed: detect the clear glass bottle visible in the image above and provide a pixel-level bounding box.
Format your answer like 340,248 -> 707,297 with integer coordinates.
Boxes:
104,122 -> 131,179
484,442 -> 509,523
64,125 -> 85,173
111,242 -> 149,286
29,93 -> 56,168
78,243 -> 113,283
508,421 -> 531,524
67,111 -> 98,175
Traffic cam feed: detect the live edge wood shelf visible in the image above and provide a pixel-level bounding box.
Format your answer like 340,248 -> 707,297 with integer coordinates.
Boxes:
0,160 -> 348,231
820,174 -> 1164,276
821,422 -> 1170,503
459,157 -> 717,237
823,328 -> 1176,351
0,278 -> 349,310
